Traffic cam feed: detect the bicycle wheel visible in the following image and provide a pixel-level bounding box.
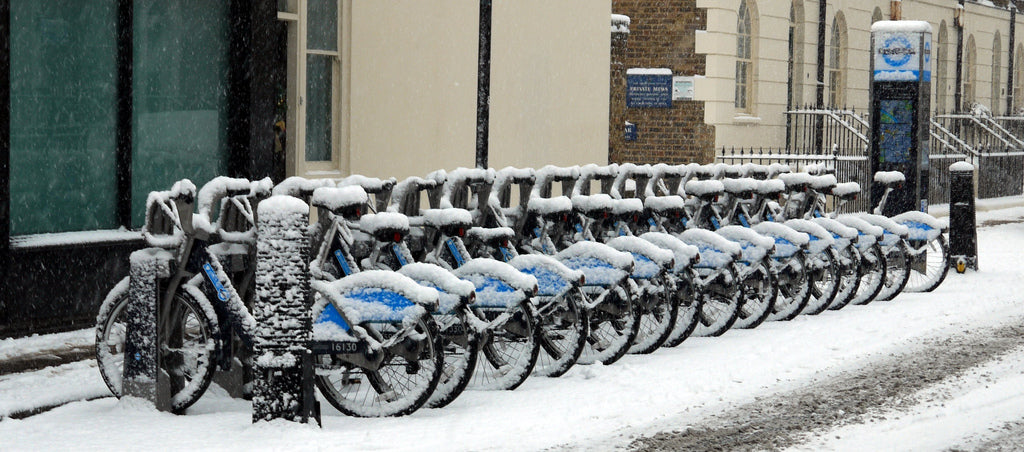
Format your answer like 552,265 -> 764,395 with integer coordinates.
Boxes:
847,243 -> 886,306
876,241 -> 911,301
578,282 -> 640,365
629,276 -> 680,354
469,300 -> 540,390
766,253 -> 811,321
315,316 -> 444,417
663,273 -> 702,347
692,266 -> 742,337
827,245 -> 862,311
903,235 -> 950,293
732,260 -> 776,329
95,278 -> 218,414
802,248 -> 840,315
533,288 -> 589,378
425,310 -> 481,408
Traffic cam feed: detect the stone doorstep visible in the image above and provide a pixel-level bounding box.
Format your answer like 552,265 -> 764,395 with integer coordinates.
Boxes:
0,345 -> 96,376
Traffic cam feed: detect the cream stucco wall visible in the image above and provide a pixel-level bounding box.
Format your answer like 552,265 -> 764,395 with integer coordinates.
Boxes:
697,0 -> 1021,151
344,1 -> 610,182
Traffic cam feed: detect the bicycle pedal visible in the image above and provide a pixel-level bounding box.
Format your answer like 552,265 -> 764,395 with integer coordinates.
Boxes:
377,390 -> 399,403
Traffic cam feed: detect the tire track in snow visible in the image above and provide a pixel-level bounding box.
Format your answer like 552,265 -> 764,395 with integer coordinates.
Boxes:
628,321 -> 1024,452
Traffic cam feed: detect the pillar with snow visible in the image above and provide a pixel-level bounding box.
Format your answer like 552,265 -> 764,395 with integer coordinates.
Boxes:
869,20 -> 932,215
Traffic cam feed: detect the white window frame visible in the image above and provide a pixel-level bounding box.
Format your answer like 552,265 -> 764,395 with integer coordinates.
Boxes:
278,0 -> 350,178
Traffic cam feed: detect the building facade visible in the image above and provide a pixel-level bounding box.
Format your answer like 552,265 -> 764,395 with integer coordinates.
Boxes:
0,0 -> 613,337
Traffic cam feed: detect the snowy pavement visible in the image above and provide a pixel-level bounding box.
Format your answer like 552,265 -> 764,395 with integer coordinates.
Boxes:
1,207 -> 1024,451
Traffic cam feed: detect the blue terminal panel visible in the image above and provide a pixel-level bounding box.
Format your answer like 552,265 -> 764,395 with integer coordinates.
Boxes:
878,99 -> 914,164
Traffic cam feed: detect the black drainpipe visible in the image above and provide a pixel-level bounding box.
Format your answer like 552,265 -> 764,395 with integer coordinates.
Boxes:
815,0 -> 826,153
1,0 -> 10,264
1007,6 -> 1016,115
954,0 -> 965,113
475,0 -> 492,170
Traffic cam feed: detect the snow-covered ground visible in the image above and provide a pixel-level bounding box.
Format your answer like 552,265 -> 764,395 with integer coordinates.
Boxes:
2,207 -> 1024,451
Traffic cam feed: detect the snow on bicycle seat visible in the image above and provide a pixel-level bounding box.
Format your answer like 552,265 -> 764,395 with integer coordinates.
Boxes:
778,172 -> 813,191
721,178 -> 758,195
756,179 -> 785,196
809,174 -> 838,192
310,186 -> 369,217
359,212 -> 410,241
643,195 -> 687,214
743,164 -> 770,180
527,196 -> 573,219
873,171 -> 906,187
831,182 -> 861,201
721,165 -> 746,179
466,226 -> 515,244
338,174 -> 396,194
571,193 -> 615,217
272,176 -> 334,199
768,163 -> 792,177
684,179 -> 725,200
422,208 -> 473,230
610,198 -> 643,218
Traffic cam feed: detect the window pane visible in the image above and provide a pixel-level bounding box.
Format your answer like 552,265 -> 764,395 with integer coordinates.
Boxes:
305,54 -> 333,162
308,0 -> 338,51
9,1 -> 118,235
132,0 -> 229,227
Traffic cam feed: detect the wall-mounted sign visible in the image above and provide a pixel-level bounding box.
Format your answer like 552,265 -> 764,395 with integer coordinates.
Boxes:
672,76 -> 694,100
624,122 -> 637,141
627,68 -> 672,108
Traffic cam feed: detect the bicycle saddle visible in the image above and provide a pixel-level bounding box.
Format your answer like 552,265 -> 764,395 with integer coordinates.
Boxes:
311,186 -> 369,219
683,179 -> 725,201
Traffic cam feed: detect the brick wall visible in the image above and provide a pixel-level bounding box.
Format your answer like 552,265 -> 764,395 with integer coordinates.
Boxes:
610,0 -> 715,164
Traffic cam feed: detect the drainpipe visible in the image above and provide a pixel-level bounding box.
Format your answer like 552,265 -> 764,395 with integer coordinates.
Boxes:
954,0 -> 965,113
1007,6 -> 1016,115
816,0 -> 826,153
475,0 -> 492,169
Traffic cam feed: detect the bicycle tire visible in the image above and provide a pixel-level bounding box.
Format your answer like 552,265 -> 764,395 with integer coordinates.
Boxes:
766,252 -> 812,321
95,277 -> 218,414
876,240 -> 911,301
692,266 -> 742,337
903,234 -> 950,293
425,309 -> 482,408
578,281 -> 640,365
847,242 -> 886,306
802,248 -> 841,315
629,275 -> 680,354
314,316 -> 444,417
827,245 -> 862,311
732,260 -> 777,329
662,273 -> 702,347
469,300 -> 540,391
533,288 -> 589,378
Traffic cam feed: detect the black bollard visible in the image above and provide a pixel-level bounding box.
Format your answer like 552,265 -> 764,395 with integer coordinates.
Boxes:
123,248 -> 175,411
948,161 -> 978,272
252,195 -> 318,424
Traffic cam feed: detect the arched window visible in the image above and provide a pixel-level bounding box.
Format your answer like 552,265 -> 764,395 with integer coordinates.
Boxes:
871,7 -> 883,24
787,0 -> 804,110
936,22 -> 949,113
993,32 -> 1002,114
827,12 -> 846,108
735,0 -> 757,112
965,34 -> 977,110
1014,45 -> 1023,113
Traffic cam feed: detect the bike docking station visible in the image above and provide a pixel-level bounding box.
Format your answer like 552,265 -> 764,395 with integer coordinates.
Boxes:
123,248 -> 176,411
252,195 -> 320,425
948,162 -> 978,273
869,20 -> 932,216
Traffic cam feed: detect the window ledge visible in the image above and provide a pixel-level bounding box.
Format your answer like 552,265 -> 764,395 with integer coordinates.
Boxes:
733,115 -> 762,124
